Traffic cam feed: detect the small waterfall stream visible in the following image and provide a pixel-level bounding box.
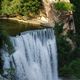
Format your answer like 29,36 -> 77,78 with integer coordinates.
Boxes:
2,28 -> 59,80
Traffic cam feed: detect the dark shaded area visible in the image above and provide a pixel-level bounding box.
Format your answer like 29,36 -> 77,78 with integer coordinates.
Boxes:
0,30 -> 15,74
54,23 -> 80,78
0,32 -> 4,74
70,0 -> 80,47
54,0 -> 80,78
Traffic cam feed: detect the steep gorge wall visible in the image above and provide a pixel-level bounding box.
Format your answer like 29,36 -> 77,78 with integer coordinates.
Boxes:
42,0 -> 71,24
42,0 -> 75,51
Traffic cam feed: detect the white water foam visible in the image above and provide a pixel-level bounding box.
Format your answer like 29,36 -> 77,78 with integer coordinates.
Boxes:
3,28 -> 59,80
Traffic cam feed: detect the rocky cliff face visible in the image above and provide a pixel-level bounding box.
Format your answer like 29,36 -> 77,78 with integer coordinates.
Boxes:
42,0 -> 58,25
42,0 -> 75,51
42,0 -> 71,25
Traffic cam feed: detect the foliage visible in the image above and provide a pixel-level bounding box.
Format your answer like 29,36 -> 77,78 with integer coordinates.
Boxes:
0,30 -> 15,54
9,0 -> 22,15
54,23 -> 80,78
1,0 -> 12,15
69,59 -> 80,78
0,30 -> 15,78
1,0 -> 22,15
54,1 -> 74,11
0,0 -> 2,14
54,1 -> 80,77
60,59 -> 80,78
0,0 -> 42,16
21,0 -> 42,16
54,23 -> 71,67
56,0 -> 80,78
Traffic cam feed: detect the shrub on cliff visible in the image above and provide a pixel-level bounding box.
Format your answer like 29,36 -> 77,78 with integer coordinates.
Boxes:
54,1 -> 74,11
0,0 -> 43,17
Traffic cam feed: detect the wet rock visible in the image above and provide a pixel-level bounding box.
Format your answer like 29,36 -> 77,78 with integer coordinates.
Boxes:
0,75 -> 8,80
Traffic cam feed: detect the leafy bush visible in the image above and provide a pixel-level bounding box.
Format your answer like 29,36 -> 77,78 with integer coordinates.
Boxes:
21,0 -> 42,16
1,0 -> 10,15
54,23 -> 80,78
0,0 -> 43,16
60,59 -> 80,78
69,59 -> 80,78
1,0 -> 22,15
0,30 -> 14,54
54,1 -> 74,11
54,23 -> 72,67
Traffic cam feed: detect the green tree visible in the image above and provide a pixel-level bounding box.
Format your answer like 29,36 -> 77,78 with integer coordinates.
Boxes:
21,0 -> 42,16
1,0 -> 11,15
54,1 -> 74,11
0,0 -> 42,16
10,0 -> 22,15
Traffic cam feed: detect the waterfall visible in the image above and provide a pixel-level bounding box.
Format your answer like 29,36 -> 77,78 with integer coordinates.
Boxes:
3,28 -> 59,80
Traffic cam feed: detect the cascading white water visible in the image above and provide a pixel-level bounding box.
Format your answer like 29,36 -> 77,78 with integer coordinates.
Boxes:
3,28 -> 59,80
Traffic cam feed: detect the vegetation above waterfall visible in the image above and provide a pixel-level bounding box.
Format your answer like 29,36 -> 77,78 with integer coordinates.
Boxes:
0,0 -> 43,18
54,1 -> 74,11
